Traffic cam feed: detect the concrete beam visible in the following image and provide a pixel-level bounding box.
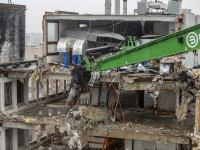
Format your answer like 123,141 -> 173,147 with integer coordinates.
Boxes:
94,130 -> 190,144
45,15 -> 176,22
8,72 -> 30,78
2,122 -> 35,130
42,74 -> 71,80
125,81 -> 187,90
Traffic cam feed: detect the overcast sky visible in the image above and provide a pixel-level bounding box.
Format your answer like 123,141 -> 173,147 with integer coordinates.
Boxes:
1,0 -> 200,33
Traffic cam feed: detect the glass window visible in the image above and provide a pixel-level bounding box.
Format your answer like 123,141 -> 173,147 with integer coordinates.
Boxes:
48,44 -> 58,54
48,22 -> 58,42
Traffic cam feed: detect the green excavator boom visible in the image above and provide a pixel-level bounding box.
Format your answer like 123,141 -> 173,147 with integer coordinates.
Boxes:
83,24 -> 200,71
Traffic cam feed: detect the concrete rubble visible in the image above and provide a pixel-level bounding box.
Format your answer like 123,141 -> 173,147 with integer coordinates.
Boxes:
176,100 -> 188,122
1,55 -> 200,149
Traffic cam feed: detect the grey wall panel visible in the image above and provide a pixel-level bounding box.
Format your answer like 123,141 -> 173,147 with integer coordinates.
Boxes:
183,12 -> 195,29
0,4 -> 26,63
154,22 -> 169,36
182,12 -> 196,67
195,15 -> 200,25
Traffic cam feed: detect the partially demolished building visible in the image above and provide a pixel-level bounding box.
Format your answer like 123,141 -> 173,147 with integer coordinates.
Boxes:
1,0 -> 200,150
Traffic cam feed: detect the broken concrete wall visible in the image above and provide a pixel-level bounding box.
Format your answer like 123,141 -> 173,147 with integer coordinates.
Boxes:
158,90 -> 176,111
0,4 -> 26,63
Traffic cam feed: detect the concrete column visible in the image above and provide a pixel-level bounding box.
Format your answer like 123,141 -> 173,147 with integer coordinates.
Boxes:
125,139 -> 133,150
46,79 -> 49,99
175,89 -> 180,109
41,79 -> 47,98
64,80 -> 67,95
12,128 -> 18,149
59,80 -> 64,93
67,80 -> 71,90
194,92 -> 200,150
195,92 -> 200,133
0,127 -> 6,150
37,81 -> 39,102
123,0 -> 127,15
115,0 -> 120,15
31,130 -> 36,141
24,78 -> 29,105
31,77 -> 37,100
105,0 -> 111,15
92,88 -> 99,105
50,79 -> 56,95
0,74 -> 5,112
140,20 -> 145,35
13,80 -> 17,111
56,79 -> 58,96
24,129 -> 29,148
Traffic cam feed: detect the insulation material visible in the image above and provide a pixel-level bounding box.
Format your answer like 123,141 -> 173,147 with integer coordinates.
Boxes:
0,4 -> 26,63
57,37 -> 76,52
72,39 -> 86,55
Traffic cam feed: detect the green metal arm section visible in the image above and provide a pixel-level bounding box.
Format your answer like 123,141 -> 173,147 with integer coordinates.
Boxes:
83,24 -> 200,71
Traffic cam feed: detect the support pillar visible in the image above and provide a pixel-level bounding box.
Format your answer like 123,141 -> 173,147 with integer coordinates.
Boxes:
140,20 -> 145,35
31,77 -> 37,100
12,128 -> 18,149
64,80 -> 67,95
41,79 -> 47,98
0,127 -> 6,150
192,91 -> 200,150
24,129 -> 29,148
195,92 -> 200,133
175,89 -> 180,109
0,74 -> 5,112
59,80 -> 64,93
46,79 -> 49,99
56,79 -> 58,96
13,80 -> 17,111
24,78 -> 29,105
67,80 -> 70,90
92,88 -> 99,105
37,81 -> 39,103
50,79 -> 56,95
125,139 -> 133,150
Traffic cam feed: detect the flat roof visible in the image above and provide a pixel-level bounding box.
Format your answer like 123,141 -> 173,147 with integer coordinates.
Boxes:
0,3 -> 26,11
45,14 -> 177,22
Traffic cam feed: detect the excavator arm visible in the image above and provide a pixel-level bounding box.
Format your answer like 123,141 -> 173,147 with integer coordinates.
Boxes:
82,23 -> 200,72
66,23 -> 200,110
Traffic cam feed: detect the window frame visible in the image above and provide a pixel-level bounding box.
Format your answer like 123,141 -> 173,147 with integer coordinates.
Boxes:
46,20 -> 59,56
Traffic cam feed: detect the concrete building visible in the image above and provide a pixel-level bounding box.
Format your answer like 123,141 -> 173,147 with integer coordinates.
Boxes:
0,0 -> 200,150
